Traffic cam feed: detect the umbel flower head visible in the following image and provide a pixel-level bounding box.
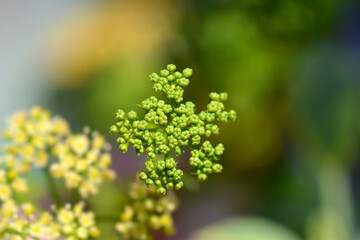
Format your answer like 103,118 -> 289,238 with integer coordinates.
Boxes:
50,129 -> 116,198
0,107 -> 109,239
2,106 -> 70,170
0,200 -> 100,240
1,106 -> 116,199
115,181 -> 178,240
110,64 -> 236,195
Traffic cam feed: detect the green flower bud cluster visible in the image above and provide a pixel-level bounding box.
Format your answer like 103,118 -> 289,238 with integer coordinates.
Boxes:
139,157 -> 184,195
110,64 -> 236,195
116,182 -> 178,240
150,64 -> 193,103
190,141 -> 224,182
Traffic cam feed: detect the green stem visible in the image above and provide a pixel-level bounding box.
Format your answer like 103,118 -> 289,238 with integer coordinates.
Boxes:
4,227 -> 26,239
317,163 -> 354,240
43,167 -> 62,207
96,214 -> 118,223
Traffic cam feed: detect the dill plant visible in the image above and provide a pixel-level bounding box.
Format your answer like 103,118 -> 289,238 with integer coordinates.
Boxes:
0,64 -> 236,240
110,64 -> 236,195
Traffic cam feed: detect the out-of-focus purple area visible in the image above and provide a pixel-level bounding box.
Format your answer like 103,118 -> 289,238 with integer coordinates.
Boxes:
1,0 -> 360,239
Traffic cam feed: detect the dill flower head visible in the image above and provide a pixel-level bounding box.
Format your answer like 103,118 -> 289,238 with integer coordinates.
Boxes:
2,106 -> 70,169
50,130 -> 116,198
0,200 -> 60,239
53,202 -> 100,239
115,181 -> 178,240
0,201 -> 100,240
0,154 -> 29,201
110,64 -> 236,195
2,106 -> 116,199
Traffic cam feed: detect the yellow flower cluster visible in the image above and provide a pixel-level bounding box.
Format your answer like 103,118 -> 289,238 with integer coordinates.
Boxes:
0,199 -> 60,239
0,200 -> 100,240
2,106 -> 69,168
1,106 -> 116,198
50,131 -> 116,198
115,182 -> 178,240
53,202 -> 100,239
0,154 -> 29,201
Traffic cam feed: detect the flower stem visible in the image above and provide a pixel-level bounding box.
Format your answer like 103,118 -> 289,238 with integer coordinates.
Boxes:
43,167 -> 62,207
317,163 -> 354,240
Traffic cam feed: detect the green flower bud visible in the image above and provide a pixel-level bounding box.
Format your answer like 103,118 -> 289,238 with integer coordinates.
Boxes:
120,126 -> 128,134
215,144 -> 225,156
119,144 -> 128,153
139,172 -> 148,181
145,161 -> 155,172
205,130 -> 212,137
167,64 -> 176,72
157,160 -> 166,171
165,158 -> 176,169
203,167 -> 213,174
219,92 -> 228,101
174,71 -> 182,78
150,73 -> 159,82
127,111 -> 138,120
228,110 -> 237,121
155,180 -> 162,186
209,92 -> 220,101
112,64 -> 236,194
154,83 -> 162,91
146,179 -> 154,187
175,181 -> 183,190
110,125 -> 119,134
167,74 -> 175,82
117,137 -> 126,144
212,163 -> 223,173
211,125 -> 219,135
157,187 -> 166,195
160,69 -> 170,77
198,174 -> 207,182
116,109 -> 126,120
182,68 -> 193,78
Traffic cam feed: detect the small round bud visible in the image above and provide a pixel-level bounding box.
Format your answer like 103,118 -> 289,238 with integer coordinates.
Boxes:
198,174 -> 207,182
157,160 -> 166,171
203,167 -> 212,174
155,180 -> 162,186
127,111 -> 138,120
167,64 -> 176,72
174,71 -> 182,78
209,92 -> 220,101
219,92 -> 228,101
228,110 -> 237,121
213,163 -> 223,173
117,137 -> 126,144
160,69 -> 170,77
110,125 -> 119,134
146,179 -> 154,187
183,68 -> 193,78
119,144 -> 128,153
166,182 -> 174,189
116,110 -> 126,120
139,172 -> 148,181
167,75 -> 175,82
165,158 -> 176,169
157,187 -> 166,195
175,181 -> 183,190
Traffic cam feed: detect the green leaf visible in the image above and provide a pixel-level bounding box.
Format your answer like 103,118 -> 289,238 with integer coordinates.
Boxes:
191,216 -> 301,240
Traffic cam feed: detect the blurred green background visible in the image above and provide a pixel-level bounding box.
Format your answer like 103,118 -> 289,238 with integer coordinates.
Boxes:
1,0 -> 360,239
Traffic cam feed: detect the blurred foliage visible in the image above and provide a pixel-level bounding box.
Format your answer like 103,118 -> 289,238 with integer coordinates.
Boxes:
179,0 -> 340,171
291,46 -> 359,168
190,217 -> 301,240
39,0 -> 360,239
